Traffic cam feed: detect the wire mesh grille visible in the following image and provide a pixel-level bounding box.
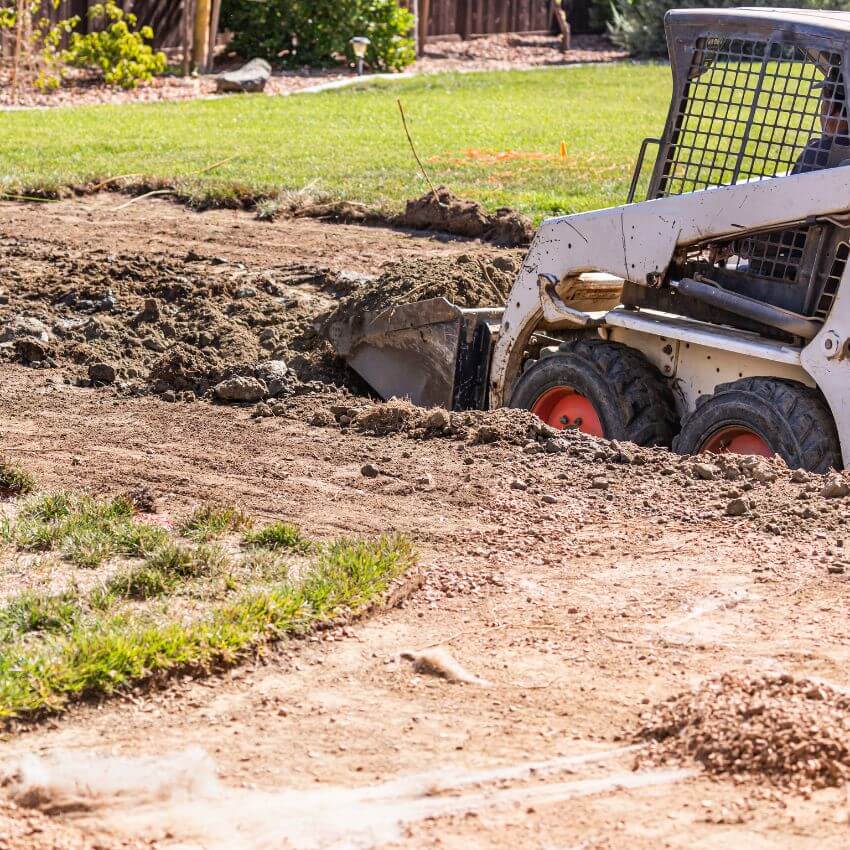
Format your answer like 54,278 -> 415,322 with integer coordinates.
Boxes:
685,224 -> 811,285
815,241 -> 850,318
659,38 -> 846,196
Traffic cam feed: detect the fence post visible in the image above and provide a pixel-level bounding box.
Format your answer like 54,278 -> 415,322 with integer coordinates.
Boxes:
182,0 -> 192,75
456,0 -> 469,40
192,0 -> 210,71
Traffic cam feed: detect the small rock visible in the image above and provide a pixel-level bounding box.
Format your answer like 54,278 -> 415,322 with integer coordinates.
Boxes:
142,335 -> 167,353
416,473 -> 433,486
693,462 -> 720,481
88,362 -> 116,384
254,402 -> 273,418
522,442 -> 542,455
361,463 -> 380,478
137,298 -> 161,322
425,409 -> 450,430
310,409 -> 335,427
542,494 -> 559,504
255,359 -> 291,397
214,376 -> 267,403
510,478 -> 528,491
590,477 -> 609,490
822,477 -> 850,499
791,468 -> 810,483
725,497 -> 750,517
234,287 -> 257,299
544,439 -> 566,454
474,426 -> 499,444
14,338 -> 51,365
828,563 -> 846,575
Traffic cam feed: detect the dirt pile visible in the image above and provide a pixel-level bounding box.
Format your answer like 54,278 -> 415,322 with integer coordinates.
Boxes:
395,187 -> 533,247
320,253 -> 520,338
0,238 -> 363,398
327,397 -> 562,446
637,673 -> 850,791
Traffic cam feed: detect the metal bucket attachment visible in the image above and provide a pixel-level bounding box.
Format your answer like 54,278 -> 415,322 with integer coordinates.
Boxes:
323,297 -> 504,410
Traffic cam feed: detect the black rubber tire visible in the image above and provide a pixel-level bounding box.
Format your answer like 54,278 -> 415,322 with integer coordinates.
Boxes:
672,377 -> 842,472
509,338 -> 678,446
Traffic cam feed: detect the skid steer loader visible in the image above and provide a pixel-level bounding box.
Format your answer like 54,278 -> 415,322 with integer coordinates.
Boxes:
325,8 -> 850,472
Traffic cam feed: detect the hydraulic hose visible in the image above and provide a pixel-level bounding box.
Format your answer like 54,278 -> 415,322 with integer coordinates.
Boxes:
672,277 -> 823,340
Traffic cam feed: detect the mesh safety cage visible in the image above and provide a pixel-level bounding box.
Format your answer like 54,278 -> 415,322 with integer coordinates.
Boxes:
657,39 -> 846,197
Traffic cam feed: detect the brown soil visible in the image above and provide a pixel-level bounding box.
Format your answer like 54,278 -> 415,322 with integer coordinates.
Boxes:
1,196 -> 850,849
395,187 -> 533,247
0,208 -> 520,399
637,673 -> 850,791
321,251 -> 520,334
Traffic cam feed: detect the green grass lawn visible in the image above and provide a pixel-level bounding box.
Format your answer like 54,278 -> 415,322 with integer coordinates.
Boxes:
0,63 -> 671,222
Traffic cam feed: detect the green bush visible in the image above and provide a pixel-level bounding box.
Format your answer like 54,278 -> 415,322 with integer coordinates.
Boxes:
64,1 -> 166,88
221,0 -> 415,71
609,0 -> 850,57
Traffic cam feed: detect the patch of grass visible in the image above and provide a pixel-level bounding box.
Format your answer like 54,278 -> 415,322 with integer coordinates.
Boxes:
62,526 -> 114,568
242,548 -> 290,582
243,522 -> 308,552
112,522 -> 170,558
0,458 -> 37,498
193,543 -> 233,576
0,64 -> 671,221
7,493 -> 171,568
106,564 -> 173,601
0,533 -> 414,718
144,542 -> 198,577
20,492 -> 74,522
14,515 -> 61,551
0,590 -> 80,639
181,503 -> 251,542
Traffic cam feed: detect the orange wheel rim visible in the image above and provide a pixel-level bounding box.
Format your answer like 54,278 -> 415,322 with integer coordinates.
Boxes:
700,425 -> 773,457
531,386 -> 604,437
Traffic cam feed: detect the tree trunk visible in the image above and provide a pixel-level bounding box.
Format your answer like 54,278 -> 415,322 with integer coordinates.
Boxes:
418,0 -> 429,54
182,0 -> 193,75
192,0 -> 211,72
208,0 -> 222,70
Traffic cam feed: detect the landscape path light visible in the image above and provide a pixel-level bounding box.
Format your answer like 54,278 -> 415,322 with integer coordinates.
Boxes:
350,36 -> 371,76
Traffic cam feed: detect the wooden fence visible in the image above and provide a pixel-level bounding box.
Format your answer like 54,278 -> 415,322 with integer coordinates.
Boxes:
6,0 -> 595,57
426,0 -> 553,39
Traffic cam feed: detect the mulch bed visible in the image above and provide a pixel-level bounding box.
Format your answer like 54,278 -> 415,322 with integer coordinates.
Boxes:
0,35 -> 627,109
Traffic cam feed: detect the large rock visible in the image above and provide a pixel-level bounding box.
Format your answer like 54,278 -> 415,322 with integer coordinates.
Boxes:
216,58 -> 271,94
214,376 -> 267,403
0,316 -> 50,343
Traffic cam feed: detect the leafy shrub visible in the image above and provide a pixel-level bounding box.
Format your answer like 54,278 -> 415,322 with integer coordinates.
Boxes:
609,0 -> 849,57
221,0 -> 415,71
64,2 -> 166,89
0,1 -> 80,93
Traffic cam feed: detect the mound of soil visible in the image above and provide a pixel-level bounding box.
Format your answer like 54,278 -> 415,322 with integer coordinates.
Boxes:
314,397 -> 562,447
0,238 -> 359,398
395,187 -> 533,248
321,253 -> 520,335
637,673 -> 850,791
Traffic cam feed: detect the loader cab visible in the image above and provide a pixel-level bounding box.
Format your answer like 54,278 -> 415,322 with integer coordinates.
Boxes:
626,8 -> 850,340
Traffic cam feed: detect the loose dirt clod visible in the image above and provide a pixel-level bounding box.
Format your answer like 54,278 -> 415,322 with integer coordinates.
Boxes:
395,187 -> 533,247
636,673 -> 850,791
400,647 -> 492,686
324,252 -> 521,326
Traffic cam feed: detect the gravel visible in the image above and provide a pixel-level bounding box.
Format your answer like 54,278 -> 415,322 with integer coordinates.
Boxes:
637,673 -> 850,791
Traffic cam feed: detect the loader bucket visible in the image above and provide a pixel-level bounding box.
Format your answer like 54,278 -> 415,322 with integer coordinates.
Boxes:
323,297 -> 504,410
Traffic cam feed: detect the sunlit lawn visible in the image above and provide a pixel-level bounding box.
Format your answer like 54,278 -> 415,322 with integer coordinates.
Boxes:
0,62 -> 672,222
